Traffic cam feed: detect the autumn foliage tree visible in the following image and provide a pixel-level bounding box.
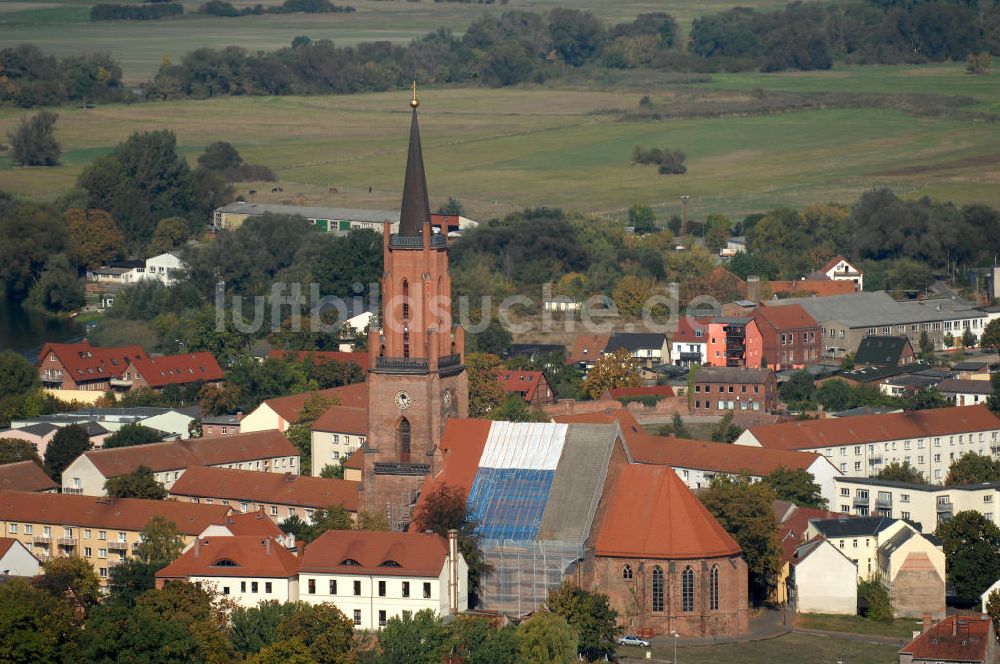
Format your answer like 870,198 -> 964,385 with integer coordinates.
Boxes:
582,347 -> 639,399
466,352 -> 505,417
64,208 -> 124,271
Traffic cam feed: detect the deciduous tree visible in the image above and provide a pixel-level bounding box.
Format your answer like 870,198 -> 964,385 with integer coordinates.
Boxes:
467,352 -> 505,417
230,600 -> 302,655
135,515 -> 184,565
0,350 -> 39,399
147,216 -> 192,255
546,582 -> 619,661
936,510 -> 1000,600
582,347 -> 639,399
44,423 -> 91,484
27,253 -> 85,313
515,611 -> 578,664
876,461 -> 926,484
0,579 -> 80,663
377,609 -> 450,664
105,465 -> 167,499
0,437 -> 42,465
763,467 -> 826,509
946,452 -> 1000,485
8,111 -> 61,166
276,602 -> 355,664
103,423 -> 164,448
64,208 -> 124,271
981,319 -> 1000,359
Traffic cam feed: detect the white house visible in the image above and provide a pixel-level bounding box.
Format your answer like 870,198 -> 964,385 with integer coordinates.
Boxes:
981,578 -> 1000,612
143,252 -> 185,285
61,430 -> 300,496
832,476 -> 1000,529
298,530 -> 467,630
936,379 -> 994,407
310,405 -> 368,477
791,538 -> 857,615
821,255 -> 864,291
156,536 -> 300,608
0,537 -> 41,577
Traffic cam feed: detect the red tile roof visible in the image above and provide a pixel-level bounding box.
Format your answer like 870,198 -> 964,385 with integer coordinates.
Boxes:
157,535 -> 299,580
766,280 -> 857,298
344,448 -> 363,471
300,530 -> 449,577
627,433 -> 823,475
419,419 -> 492,497
0,537 -> 24,559
594,465 -> 742,559
168,466 -> 359,512
0,490 -> 231,534
82,429 -> 299,477
215,510 -> 285,538
312,405 -> 367,435
267,350 -> 368,367
0,461 -> 57,493
745,405 -> 1000,451
498,370 -> 545,401
753,303 -> 818,330
776,505 -> 850,564
822,255 -> 858,274
607,385 -> 675,399
900,615 -> 993,663
671,317 -> 712,344
567,334 -> 609,365
264,383 -> 368,423
38,340 -> 147,380
130,352 -> 224,388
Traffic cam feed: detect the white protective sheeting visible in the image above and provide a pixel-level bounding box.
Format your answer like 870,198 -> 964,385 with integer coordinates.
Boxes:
478,422 -> 568,470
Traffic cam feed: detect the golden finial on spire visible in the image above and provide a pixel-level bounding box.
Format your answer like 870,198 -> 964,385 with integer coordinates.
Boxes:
410,81 -> 419,109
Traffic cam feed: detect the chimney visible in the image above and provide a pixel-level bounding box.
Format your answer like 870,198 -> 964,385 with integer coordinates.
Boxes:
953,617 -> 958,637
747,275 -> 760,303
263,538 -> 272,555
922,613 -> 932,633
194,538 -> 201,558
447,529 -> 459,614
236,411 -> 244,421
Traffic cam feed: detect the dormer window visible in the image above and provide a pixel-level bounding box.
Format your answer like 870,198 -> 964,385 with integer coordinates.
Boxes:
380,560 -> 401,568
212,559 -> 239,567
341,558 -> 361,566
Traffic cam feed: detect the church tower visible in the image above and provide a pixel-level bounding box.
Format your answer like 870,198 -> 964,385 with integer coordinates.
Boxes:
362,88 -> 468,527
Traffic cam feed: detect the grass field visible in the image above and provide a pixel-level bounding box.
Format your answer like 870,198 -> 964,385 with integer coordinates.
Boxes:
2,63 -> 998,221
0,0 -> 789,82
618,632 -> 900,664
797,613 -> 923,639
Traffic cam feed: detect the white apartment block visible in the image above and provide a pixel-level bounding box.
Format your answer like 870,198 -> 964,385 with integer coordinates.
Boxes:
833,476 -> 1000,529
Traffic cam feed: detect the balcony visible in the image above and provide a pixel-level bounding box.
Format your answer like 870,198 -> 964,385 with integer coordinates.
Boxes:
853,496 -> 870,507
373,462 -> 430,476
63,487 -> 84,495
868,457 -> 883,466
107,540 -> 129,551
875,497 -> 892,508
57,537 -> 78,548
33,535 -> 51,545
374,356 -> 429,375
936,500 -> 953,513
109,378 -> 133,388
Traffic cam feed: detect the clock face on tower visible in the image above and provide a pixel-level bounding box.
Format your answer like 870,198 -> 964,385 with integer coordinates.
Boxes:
394,390 -> 412,410
442,389 -> 453,408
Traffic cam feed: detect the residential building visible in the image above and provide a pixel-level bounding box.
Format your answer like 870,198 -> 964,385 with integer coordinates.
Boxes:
820,255 -> 864,291
899,615 -> 998,664
604,332 -> 669,367
193,509 -> 294,548
155,535 -> 300,607
854,336 -> 916,369
586,464 -> 749,637
627,433 -> 841,505
691,366 -> 777,415
143,252 -> 184,285
86,260 -> 145,284
789,538 -> 857,615
298,530 -> 467,630
567,333 -> 609,371
240,384 -> 367,434
706,317 -> 762,368
0,537 -> 41,577
765,279 -> 858,299
168,466 -> 359,523
0,461 -> 58,493
735,405 -> 1000,482
953,361 -> 991,381
37,340 -> 148,391
832,476 -> 1000,527
604,385 -> 675,402
311,405 -> 367,476
772,502 -> 851,605
752,304 -> 821,370
0,491 -> 231,582
543,296 -> 581,312
343,449 -> 362,482
503,343 -> 565,362
119,352 -> 224,392
0,423 -> 59,456
498,370 -> 553,405
668,316 -> 710,367
62,429 -> 300,495
212,202 -> 477,234
201,414 -> 243,438
936,379 -> 994,407
12,407 -> 198,447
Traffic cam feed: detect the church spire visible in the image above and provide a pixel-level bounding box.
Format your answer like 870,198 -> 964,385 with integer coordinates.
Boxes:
398,82 -> 431,238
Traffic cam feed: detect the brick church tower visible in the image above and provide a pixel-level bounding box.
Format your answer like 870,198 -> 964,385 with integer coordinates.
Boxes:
361,90 -> 468,528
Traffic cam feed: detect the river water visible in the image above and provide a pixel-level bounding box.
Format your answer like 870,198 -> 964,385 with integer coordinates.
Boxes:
0,299 -> 85,359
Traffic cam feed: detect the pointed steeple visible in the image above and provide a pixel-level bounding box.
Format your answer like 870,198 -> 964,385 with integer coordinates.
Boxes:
398,83 -> 431,238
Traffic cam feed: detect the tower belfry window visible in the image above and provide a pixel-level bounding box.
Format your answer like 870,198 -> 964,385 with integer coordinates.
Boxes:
403,326 -> 410,358
402,279 -> 410,320
399,418 -> 411,463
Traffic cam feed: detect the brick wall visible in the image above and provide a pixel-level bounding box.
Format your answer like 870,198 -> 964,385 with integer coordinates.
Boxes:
891,562 -> 946,619
542,397 -> 690,420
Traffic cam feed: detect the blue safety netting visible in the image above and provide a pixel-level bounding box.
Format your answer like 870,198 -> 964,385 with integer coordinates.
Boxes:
467,467 -> 554,541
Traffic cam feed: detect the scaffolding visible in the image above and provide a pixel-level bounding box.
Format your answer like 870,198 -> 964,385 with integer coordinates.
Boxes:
477,539 -> 584,616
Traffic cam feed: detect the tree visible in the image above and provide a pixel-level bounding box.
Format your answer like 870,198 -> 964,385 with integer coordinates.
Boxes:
0,197 -> 69,303
198,383 -> 241,416
320,463 -> 344,479
936,510 -> 1000,600
413,483 -> 490,607
0,579 -> 80,663
962,327 -> 977,348
582,348 -> 639,399
35,555 -> 101,609
612,275 -> 655,317
8,111 -> 60,166
763,467 -> 826,509
469,318 -> 512,356
967,52 -> 992,75
449,616 -> 519,664
105,465 -> 168,499
279,514 -> 312,542
355,510 -> 390,531
467,352 -> 505,417
711,411 -> 743,443
986,589 -> 1000,638
546,582 -> 619,662
876,461 -> 926,484
816,379 -> 854,412
627,204 -> 657,234
0,350 -> 39,399
699,474 -> 781,604
306,504 -> 354,541
516,611 -> 578,664
147,216 -> 192,255
135,515 -> 184,565
284,394 -> 334,474
377,608 -> 451,664
981,319 -> 1000,359
27,254 -> 85,313
44,423 -> 90,484
64,208 -> 124,272
490,394 -> 546,422
437,197 -> 465,216
134,581 -> 236,663
103,423 -> 164,448
946,452 -> 1000,485
0,438 -> 42,465
704,213 -> 733,252
248,638 -> 317,664
671,412 -> 690,438
780,370 -> 816,406
198,141 -> 242,171
108,558 -> 161,606
918,330 -> 935,359
276,602 -> 355,664
229,600 -> 302,655
858,576 -> 893,622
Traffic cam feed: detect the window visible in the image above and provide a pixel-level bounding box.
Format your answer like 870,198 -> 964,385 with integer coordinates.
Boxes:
241,582 -> 246,592
840,463 -> 846,472
854,462 -> 862,471
378,610 -> 387,627
651,566 -> 664,612
902,511 -> 911,520
308,579 -> 316,594
85,547 -> 92,557
251,582 -> 258,593
710,565 -> 720,611
354,610 -> 362,626
329,580 -> 337,595
623,565 -> 633,579
98,549 -> 107,559
378,581 -> 386,597
682,566 -> 695,612
99,568 -> 107,578
265,582 -> 272,594
986,495 -> 994,503
841,488 -> 850,497
270,505 -> 278,516
24,525 -> 31,535
402,581 -> 410,598
7,524 -> 15,534
853,539 -> 858,548
901,494 -> 910,503
399,418 -> 411,463
354,580 -> 362,596
423,582 -> 431,599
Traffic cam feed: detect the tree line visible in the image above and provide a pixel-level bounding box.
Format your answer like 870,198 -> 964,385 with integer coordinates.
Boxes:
0,44 -> 127,108
90,2 -> 183,21
198,0 -> 354,17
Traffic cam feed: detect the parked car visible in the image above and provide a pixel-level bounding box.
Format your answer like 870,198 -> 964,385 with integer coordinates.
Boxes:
616,635 -> 650,647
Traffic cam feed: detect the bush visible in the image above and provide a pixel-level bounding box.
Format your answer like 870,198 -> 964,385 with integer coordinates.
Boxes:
858,577 -> 893,622
631,145 -> 687,175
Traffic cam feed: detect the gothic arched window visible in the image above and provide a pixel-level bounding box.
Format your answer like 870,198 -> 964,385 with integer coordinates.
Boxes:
401,279 -> 410,320
652,566 -> 664,612
399,418 -> 411,463
710,565 -> 720,611
682,566 -> 695,612
622,565 -> 633,580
